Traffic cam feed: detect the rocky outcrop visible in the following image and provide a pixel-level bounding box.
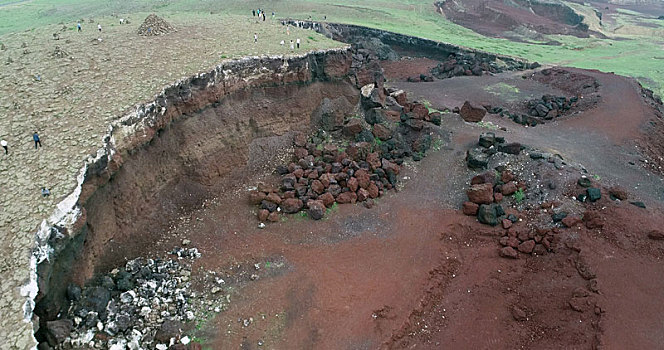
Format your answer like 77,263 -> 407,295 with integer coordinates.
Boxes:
30,48 -> 357,339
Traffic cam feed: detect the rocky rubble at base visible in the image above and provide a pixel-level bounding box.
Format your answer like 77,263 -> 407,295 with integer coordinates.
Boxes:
42,248 -> 214,350
250,84 -> 443,222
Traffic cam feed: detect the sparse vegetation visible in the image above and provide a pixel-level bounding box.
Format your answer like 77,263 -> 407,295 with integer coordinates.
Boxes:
513,188 -> 525,204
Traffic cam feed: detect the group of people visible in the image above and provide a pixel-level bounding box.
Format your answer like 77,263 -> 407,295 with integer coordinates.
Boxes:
0,131 -> 41,155
1,132 -> 50,196
76,22 -> 103,32
252,8 -> 275,21
279,37 -> 301,51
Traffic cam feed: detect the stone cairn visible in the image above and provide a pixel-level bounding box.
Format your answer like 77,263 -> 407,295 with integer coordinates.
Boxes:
137,14 -> 176,36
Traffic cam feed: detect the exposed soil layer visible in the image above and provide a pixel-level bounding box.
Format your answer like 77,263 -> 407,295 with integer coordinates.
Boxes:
436,0 -> 591,40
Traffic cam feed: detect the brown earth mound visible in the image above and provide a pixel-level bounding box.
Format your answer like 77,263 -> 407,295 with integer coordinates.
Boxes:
436,0 -> 590,40
137,14 -> 176,36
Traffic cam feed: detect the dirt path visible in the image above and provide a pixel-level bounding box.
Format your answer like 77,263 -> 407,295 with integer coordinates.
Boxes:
395,68 -> 664,203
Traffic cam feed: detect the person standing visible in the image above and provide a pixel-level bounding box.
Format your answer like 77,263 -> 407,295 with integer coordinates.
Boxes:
290,39 -> 294,51
1,139 -> 7,155
262,12 -> 266,21
41,187 -> 50,197
296,38 -> 300,49
97,23 -> 102,32
252,9 -> 256,17
254,33 -> 258,43
33,132 -> 42,149
77,22 -> 82,32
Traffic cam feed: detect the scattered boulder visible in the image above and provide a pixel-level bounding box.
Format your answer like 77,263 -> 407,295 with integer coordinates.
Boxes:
466,148 -> 488,169
478,204 -> 502,226
343,118 -> 364,137
307,200 -> 326,220
462,201 -> 479,216
500,246 -> 518,259
281,198 -> 303,214
587,188 -> 601,202
45,319 -> 73,347
467,183 -> 494,205
459,101 -> 486,122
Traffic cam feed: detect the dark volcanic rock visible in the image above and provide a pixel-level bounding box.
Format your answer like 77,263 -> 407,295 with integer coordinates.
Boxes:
478,204 -> 502,226
45,319 -> 73,346
307,200 -> 326,220
466,148 -> 488,169
587,187 -> 601,202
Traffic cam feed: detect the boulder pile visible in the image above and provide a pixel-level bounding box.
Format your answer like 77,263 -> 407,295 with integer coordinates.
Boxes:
465,132 -> 523,169
44,248 -> 208,349
498,227 -> 558,259
250,139 -> 402,222
137,14 -> 176,36
251,84 -> 445,222
527,94 -> 578,119
431,53 -> 536,79
462,168 -> 526,226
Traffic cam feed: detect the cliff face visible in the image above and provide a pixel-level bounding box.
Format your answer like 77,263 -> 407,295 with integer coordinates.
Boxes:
32,48 -> 359,324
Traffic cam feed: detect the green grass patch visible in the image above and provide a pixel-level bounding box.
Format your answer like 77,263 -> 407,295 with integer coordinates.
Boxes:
513,188 -> 525,204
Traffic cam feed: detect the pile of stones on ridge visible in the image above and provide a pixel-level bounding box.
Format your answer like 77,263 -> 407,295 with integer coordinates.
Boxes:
430,53 -> 539,79
250,85 -> 443,222
42,248 -> 209,350
137,14 -> 176,36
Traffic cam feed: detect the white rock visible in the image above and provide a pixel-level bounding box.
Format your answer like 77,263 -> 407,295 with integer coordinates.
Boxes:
140,306 -> 151,317
156,344 -> 168,350
181,336 -> 191,345
258,222 -> 266,229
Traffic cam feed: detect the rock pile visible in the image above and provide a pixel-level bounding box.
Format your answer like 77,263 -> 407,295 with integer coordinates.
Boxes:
462,167 -> 526,226
465,132 -> 523,169
526,94 -> 578,120
44,248 -> 206,349
51,46 -> 70,59
137,14 -> 176,36
250,138 -> 402,222
431,53 -> 536,79
498,226 -> 558,259
250,84 -> 444,222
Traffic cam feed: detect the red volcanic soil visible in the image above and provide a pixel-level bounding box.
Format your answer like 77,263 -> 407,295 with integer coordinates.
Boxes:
103,64 -> 664,349
435,0 -> 591,40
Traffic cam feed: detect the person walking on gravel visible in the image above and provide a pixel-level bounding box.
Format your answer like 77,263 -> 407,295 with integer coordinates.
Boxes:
77,22 -> 82,32
296,38 -> 300,49
1,139 -> 7,155
33,132 -> 42,149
